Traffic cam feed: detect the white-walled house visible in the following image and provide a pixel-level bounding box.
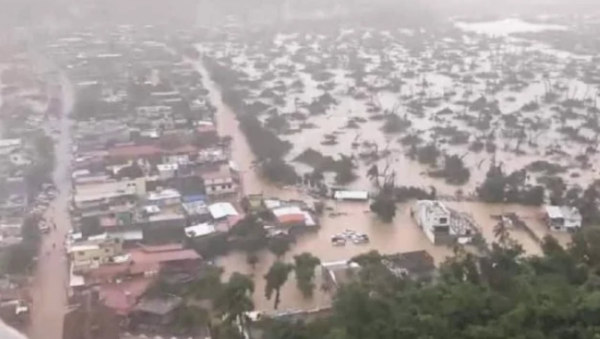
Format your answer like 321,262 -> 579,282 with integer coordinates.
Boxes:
544,205 -> 582,232
411,200 -> 475,245
202,164 -> 238,197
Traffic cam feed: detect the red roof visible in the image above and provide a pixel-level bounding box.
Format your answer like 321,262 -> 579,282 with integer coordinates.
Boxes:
276,213 -> 306,225
87,263 -> 129,280
165,144 -> 198,154
129,244 -> 201,265
196,124 -> 216,133
108,145 -> 162,158
99,277 -> 154,315
82,244 -> 199,285
85,261 -> 161,282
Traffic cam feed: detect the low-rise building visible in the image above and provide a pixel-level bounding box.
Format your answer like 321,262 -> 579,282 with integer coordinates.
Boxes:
544,205 -> 582,231
381,250 -> 437,281
321,260 -> 361,292
411,200 -> 475,245
69,238 -> 124,271
131,295 -> 183,327
201,164 -> 238,198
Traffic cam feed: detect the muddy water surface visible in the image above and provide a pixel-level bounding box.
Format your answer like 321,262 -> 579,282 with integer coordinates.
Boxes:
192,50 -> 572,313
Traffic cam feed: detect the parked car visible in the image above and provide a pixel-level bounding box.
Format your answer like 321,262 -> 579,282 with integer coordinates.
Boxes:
331,236 -> 346,246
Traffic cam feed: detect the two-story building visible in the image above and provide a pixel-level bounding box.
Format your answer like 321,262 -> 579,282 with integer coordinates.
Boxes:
411,200 -> 474,245
544,205 -> 582,232
69,237 -> 124,272
201,164 -> 238,198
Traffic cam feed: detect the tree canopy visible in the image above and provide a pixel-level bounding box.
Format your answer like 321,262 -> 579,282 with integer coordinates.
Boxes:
264,261 -> 294,310
293,253 -> 321,298
259,229 -> 600,339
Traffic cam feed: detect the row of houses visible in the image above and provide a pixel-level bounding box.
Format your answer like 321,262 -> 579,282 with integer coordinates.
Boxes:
53,27 -> 324,339
50,29 -> 235,339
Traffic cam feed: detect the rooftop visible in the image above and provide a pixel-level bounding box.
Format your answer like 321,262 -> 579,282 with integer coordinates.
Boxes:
416,200 -> 450,215
133,295 -> 182,316
333,190 -> 369,201
0,139 -> 21,148
147,189 -> 181,201
69,244 -> 101,253
382,250 -> 436,278
108,145 -> 161,158
545,205 -> 582,220
185,223 -> 217,238
129,244 -> 201,265
99,277 -> 154,315
209,202 -> 239,220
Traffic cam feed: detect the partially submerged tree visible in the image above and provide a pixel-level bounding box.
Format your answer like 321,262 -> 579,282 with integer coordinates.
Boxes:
268,236 -> 292,258
293,253 -> 321,298
264,261 -> 293,309
213,273 -> 254,329
370,172 -> 397,223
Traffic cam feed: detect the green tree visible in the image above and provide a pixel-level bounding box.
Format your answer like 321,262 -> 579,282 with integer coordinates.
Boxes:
268,236 -> 291,258
186,266 -> 224,300
260,229 -> 600,339
172,305 -> 209,335
230,215 -> 268,261
477,164 -> 506,203
293,253 -> 321,298
213,273 -> 254,329
264,261 -> 293,309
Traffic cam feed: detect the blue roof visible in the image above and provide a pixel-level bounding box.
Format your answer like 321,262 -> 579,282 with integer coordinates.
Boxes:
182,194 -> 207,203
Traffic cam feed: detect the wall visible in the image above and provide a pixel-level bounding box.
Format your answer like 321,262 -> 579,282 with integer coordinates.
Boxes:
71,239 -> 122,266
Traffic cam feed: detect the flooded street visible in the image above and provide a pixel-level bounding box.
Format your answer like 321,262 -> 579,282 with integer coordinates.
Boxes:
191,57 -> 303,200
28,72 -> 74,339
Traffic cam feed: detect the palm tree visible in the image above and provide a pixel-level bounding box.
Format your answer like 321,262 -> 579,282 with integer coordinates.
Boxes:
493,219 -> 510,247
366,164 -> 379,186
293,253 -> 321,298
264,261 -> 293,309
213,273 -> 255,330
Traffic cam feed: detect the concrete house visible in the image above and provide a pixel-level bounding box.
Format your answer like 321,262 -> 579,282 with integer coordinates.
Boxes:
411,200 -> 475,245
544,205 -> 582,232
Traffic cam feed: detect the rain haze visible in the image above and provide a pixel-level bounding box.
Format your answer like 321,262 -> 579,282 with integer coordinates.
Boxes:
0,0 -> 600,339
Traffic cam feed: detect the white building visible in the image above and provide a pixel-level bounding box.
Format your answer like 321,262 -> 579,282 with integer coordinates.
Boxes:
208,202 -> 239,220
333,190 -> 369,201
147,189 -> 181,207
73,177 -> 147,208
544,205 -> 582,232
412,200 -> 474,245
157,163 -> 178,179
202,165 -> 237,197
185,223 -> 217,238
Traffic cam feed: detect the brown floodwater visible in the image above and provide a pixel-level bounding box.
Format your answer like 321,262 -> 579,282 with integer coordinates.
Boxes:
199,30 -> 598,199
191,50 -> 572,313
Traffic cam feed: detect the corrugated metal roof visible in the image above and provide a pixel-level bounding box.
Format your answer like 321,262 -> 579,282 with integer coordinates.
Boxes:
209,202 -> 238,219
334,190 -> 369,201
544,205 -> 563,219
185,223 -> 217,238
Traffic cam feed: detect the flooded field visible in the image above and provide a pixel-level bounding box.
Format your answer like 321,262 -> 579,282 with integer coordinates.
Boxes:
195,19 -> 599,200
191,18 -> 583,312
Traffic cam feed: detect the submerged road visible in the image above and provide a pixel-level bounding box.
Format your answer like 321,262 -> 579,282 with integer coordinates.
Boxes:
28,72 -> 75,339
